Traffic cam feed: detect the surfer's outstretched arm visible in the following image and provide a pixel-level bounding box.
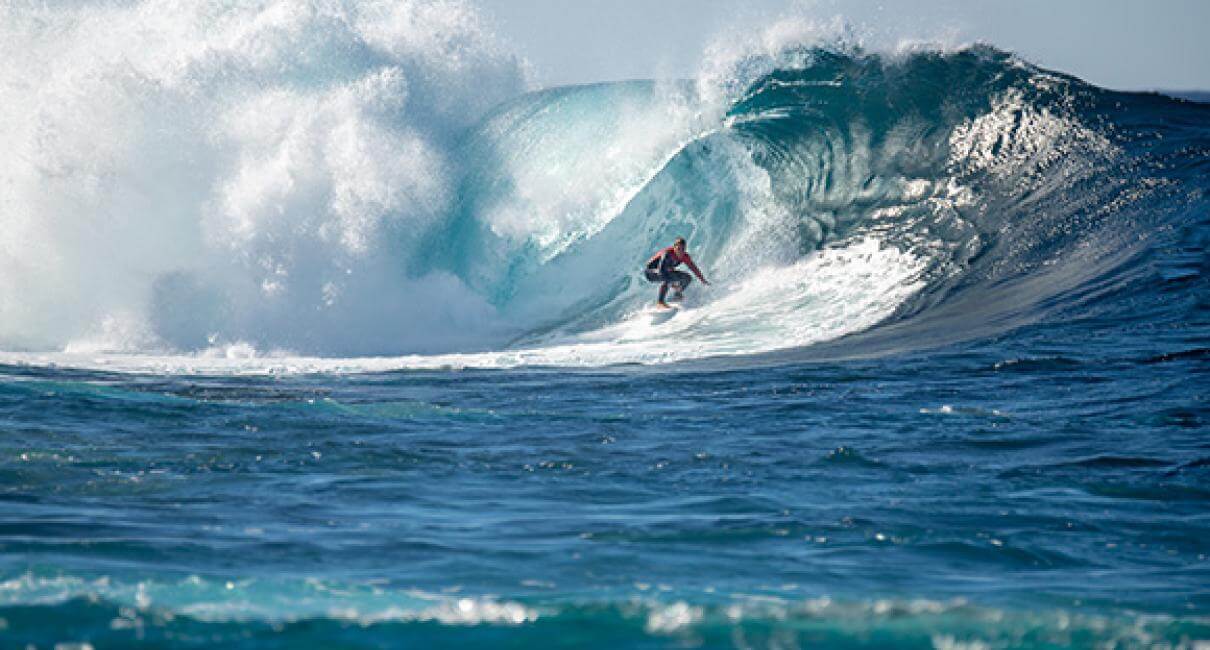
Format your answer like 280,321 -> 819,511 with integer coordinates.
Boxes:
684,255 -> 709,285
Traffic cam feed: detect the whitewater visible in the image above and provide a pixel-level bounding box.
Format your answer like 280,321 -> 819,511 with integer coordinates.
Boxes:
1,1 -> 1208,648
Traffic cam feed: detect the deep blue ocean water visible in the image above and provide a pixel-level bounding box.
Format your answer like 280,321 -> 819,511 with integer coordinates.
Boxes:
2,3 -> 1209,647
3,326 -> 1208,647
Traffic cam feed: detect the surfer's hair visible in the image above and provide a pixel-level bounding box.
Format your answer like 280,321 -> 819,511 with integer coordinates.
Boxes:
674,237 -> 686,247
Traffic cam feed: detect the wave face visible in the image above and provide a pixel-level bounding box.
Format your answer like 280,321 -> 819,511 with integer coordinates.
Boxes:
1,4 -> 1208,367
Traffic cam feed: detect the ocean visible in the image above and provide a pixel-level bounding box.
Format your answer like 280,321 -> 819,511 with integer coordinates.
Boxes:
1,2 -> 1207,648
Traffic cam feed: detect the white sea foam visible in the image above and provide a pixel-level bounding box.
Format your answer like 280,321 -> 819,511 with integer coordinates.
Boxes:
0,0 -> 528,356
0,572 -> 537,626
0,237 -> 925,373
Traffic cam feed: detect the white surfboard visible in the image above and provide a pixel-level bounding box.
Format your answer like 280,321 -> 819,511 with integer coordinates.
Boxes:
646,303 -> 680,324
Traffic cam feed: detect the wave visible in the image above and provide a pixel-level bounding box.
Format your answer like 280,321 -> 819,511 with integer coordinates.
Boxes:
3,571 -> 1206,648
2,3 -> 1207,371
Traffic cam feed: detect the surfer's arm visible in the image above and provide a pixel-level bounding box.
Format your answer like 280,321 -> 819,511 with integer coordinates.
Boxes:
684,255 -> 709,284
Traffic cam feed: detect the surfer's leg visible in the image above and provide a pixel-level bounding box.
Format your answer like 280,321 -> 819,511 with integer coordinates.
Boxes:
670,271 -> 692,299
645,269 -> 669,304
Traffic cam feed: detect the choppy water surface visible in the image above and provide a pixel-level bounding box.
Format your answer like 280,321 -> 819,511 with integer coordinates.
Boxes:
3,325 -> 1208,647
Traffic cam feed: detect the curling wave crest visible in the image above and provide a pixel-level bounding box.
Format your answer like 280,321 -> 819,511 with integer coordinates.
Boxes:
1,3 -> 1203,371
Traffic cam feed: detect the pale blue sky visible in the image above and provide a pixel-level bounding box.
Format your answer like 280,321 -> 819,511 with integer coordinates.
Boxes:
479,0 -> 1210,91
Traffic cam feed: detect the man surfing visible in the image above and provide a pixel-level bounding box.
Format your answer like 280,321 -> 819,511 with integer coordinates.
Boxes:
644,237 -> 709,308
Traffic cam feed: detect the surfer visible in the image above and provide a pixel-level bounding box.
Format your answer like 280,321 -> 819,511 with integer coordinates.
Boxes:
644,237 -> 709,308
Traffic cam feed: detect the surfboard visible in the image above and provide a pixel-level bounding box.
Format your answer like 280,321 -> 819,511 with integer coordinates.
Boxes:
647,303 -> 680,324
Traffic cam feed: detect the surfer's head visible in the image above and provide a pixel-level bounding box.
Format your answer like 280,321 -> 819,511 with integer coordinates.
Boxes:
673,237 -> 686,252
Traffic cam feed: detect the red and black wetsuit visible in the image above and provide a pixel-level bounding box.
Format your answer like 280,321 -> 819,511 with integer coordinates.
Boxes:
644,246 -> 705,303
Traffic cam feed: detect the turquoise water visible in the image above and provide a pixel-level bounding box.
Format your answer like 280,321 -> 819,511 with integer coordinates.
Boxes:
2,2 -> 1209,647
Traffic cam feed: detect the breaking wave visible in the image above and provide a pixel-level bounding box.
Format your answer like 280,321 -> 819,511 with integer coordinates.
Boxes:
1,3 -> 1206,370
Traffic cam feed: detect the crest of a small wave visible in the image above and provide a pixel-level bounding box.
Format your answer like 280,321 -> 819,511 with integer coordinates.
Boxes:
0,0 -> 529,357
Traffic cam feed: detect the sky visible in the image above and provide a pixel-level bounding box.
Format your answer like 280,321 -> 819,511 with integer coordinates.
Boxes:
479,0 -> 1210,91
